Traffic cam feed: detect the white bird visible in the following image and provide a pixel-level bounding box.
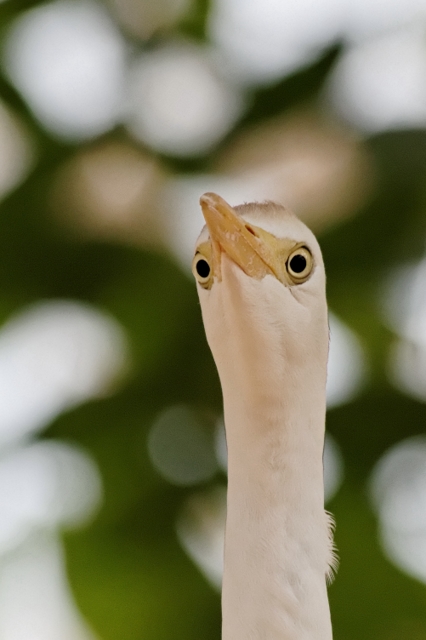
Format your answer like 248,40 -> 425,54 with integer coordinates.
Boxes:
192,192 -> 336,640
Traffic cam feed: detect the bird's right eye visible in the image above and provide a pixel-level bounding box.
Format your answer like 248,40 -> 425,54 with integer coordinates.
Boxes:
192,253 -> 212,288
286,246 -> 314,283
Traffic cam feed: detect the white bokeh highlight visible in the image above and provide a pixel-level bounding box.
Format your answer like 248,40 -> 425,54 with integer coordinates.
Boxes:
209,0 -> 426,88
382,259 -> 426,342
3,0 -> 126,140
327,313 -> 366,408
177,486 -> 226,589
0,297 -> 123,639
370,436 -> 426,584
0,300 -> 128,448
389,341 -> 426,403
126,43 -> 243,156
0,441 -> 102,555
343,0 -> 426,43
209,0 -> 343,84
0,532 -> 97,640
328,28 -> 426,133
383,259 -> 426,402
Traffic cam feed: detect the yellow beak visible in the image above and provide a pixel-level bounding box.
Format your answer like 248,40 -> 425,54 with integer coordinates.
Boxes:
199,192 -> 280,282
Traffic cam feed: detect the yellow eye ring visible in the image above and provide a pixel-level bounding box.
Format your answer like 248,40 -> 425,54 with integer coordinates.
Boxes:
286,246 -> 314,283
192,253 -> 212,288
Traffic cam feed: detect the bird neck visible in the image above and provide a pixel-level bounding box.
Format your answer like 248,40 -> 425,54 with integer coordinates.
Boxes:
220,339 -> 333,640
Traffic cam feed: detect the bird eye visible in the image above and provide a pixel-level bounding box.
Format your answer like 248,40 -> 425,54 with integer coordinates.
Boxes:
286,247 -> 313,283
192,253 -> 212,288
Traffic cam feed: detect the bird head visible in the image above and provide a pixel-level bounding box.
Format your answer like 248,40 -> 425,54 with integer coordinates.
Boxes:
193,192 -> 329,405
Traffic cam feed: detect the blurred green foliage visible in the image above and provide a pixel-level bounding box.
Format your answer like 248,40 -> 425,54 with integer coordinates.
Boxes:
0,1 -> 425,639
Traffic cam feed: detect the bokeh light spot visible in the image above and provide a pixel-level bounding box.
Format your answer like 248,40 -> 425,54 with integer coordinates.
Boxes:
0,102 -> 34,201
217,111 -> 375,231
208,0 -> 343,84
383,259 -> 426,402
51,141 -> 165,246
343,0 -> 426,42
177,486 -> 226,589
3,0 -> 126,140
0,300 -> 128,448
126,43 -> 244,156
327,313 -> 366,408
0,533 -> 97,640
148,405 -> 218,486
370,437 -> 426,584
328,28 -> 426,133
0,441 -> 102,555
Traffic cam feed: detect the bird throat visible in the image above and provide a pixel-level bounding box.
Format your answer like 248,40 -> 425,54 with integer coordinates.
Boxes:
221,386 -> 333,640
208,278 -> 333,640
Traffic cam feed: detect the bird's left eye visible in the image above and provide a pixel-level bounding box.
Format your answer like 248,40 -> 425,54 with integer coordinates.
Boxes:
286,247 -> 313,283
192,253 -> 212,288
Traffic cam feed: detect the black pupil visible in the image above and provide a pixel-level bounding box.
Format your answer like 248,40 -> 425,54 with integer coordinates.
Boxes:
289,254 -> 307,274
196,258 -> 210,279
